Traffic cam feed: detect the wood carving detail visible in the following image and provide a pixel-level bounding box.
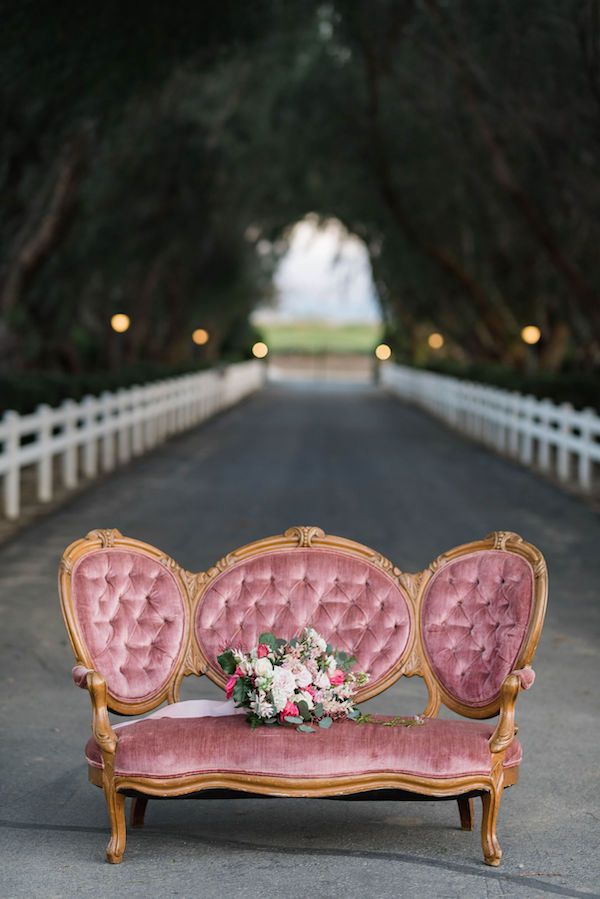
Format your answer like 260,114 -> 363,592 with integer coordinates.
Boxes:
284,525 -> 325,547
85,528 -> 122,547
487,531 -> 523,551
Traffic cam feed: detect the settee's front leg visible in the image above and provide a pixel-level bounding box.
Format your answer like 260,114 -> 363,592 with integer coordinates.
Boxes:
104,785 -> 126,864
480,783 -> 503,866
130,796 -> 148,828
457,796 -> 474,831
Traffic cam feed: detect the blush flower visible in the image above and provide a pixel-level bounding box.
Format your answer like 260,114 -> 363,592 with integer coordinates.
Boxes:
225,675 -> 239,699
280,700 -> 300,721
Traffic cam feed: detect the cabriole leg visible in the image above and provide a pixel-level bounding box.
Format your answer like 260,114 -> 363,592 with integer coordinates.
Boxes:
130,796 -> 148,828
104,787 -> 126,864
481,787 -> 502,866
457,796 -> 474,831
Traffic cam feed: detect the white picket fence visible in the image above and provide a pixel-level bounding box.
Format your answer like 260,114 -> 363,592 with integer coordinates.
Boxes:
382,363 -> 600,493
0,360 -> 265,520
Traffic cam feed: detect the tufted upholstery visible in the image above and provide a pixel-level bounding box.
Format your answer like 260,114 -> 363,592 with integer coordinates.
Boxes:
421,551 -> 533,707
85,714 -> 522,779
195,550 -> 412,689
71,550 -> 185,702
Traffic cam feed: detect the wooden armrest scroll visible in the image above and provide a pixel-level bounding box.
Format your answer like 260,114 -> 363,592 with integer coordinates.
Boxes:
72,665 -> 118,756
489,667 -> 535,754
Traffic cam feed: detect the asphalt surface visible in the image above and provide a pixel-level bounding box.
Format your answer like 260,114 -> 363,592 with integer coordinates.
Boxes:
1,382 -> 599,899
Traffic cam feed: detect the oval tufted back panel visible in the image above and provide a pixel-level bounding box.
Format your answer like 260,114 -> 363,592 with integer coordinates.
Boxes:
421,550 -> 534,707
195,549 -> 412,690
71,550 -> 186,703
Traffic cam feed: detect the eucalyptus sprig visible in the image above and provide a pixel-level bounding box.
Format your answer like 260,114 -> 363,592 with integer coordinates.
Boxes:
353,713 -> 426,727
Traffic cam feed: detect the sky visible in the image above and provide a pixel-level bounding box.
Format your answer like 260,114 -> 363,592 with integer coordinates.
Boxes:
252,217 -> 381,325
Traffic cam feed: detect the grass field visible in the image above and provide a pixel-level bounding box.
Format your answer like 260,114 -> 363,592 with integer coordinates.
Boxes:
257,321 -> 383,354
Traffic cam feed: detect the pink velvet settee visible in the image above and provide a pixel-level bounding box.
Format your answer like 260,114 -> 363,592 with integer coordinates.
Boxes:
59,526 -> 547,865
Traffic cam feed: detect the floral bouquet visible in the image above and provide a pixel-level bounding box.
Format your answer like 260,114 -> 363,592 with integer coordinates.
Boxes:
217,627 -> 369,732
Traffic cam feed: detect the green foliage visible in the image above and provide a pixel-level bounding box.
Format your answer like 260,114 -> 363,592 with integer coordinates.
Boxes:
1,0 -> 597,390
335,651 -> 357,672
216,649 -> 237,676
296,724 -> 315,733
296,700 -> 312,722
232,677 -> 249,706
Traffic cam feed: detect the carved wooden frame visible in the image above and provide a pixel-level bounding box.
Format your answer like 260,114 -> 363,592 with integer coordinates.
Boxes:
59,526 -> 547,867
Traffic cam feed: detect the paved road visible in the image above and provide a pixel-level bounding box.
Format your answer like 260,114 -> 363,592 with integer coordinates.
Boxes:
1,383 -> 599,899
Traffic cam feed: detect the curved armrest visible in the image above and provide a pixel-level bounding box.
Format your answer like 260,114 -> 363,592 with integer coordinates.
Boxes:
72,665 -> 118,757
489,667 -> 535,754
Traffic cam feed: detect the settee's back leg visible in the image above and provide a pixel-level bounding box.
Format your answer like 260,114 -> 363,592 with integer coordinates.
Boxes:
130,796 -> 148,828
104,787 -> 127,864
457,796 -> 474,831
480,787 -> 503,866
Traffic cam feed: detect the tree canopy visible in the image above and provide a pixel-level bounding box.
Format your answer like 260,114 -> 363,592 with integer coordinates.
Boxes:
1,0 -> 598,374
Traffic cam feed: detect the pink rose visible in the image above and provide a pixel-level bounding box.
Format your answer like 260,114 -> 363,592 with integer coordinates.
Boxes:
257,644 -> 270,658
225,674 -> 239,699
280,700 -> 300,721
329,670 -> 345,686
304,684 -> 316,698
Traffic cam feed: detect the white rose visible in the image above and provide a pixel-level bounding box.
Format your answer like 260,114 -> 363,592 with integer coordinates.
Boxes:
271,685 -> 289,712
273,665 -> 296,693
294,664 -> 312,689
316,670 -> 330,689
254,657 -> 273,678
270,666 -> 296,712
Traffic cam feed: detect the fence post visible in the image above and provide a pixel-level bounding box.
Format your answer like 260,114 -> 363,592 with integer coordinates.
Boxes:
36,404 -> 53,502
61,399 -> 78,488
577,407 -> 595,491
536,399 -> 552,472
82,396 -> 98,477
131,387 -> 144,455
519,396 -> 534,465
2,410 -> 20,520
101,392 -> 115,471
116,389 -> 131,464
557,402 -> 573,482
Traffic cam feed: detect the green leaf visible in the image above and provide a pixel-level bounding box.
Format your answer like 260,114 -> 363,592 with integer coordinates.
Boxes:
318,716 -> 333,729
284,715 -> 303,724
258,632 -> 277,649
232,677 -> 248,705
347,707 -> 360,720
246,712 -> 263,729
296,700 -> 311,721
314,702 -> 324,717
297,724 -> 315,733
217,649 -> 236,675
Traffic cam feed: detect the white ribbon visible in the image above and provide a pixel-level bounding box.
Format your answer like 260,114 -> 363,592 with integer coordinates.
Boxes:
114,698 -> 245,729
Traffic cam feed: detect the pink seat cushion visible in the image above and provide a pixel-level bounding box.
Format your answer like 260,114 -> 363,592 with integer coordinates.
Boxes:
86,715 -> 521,780
195,550 -> 412,691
